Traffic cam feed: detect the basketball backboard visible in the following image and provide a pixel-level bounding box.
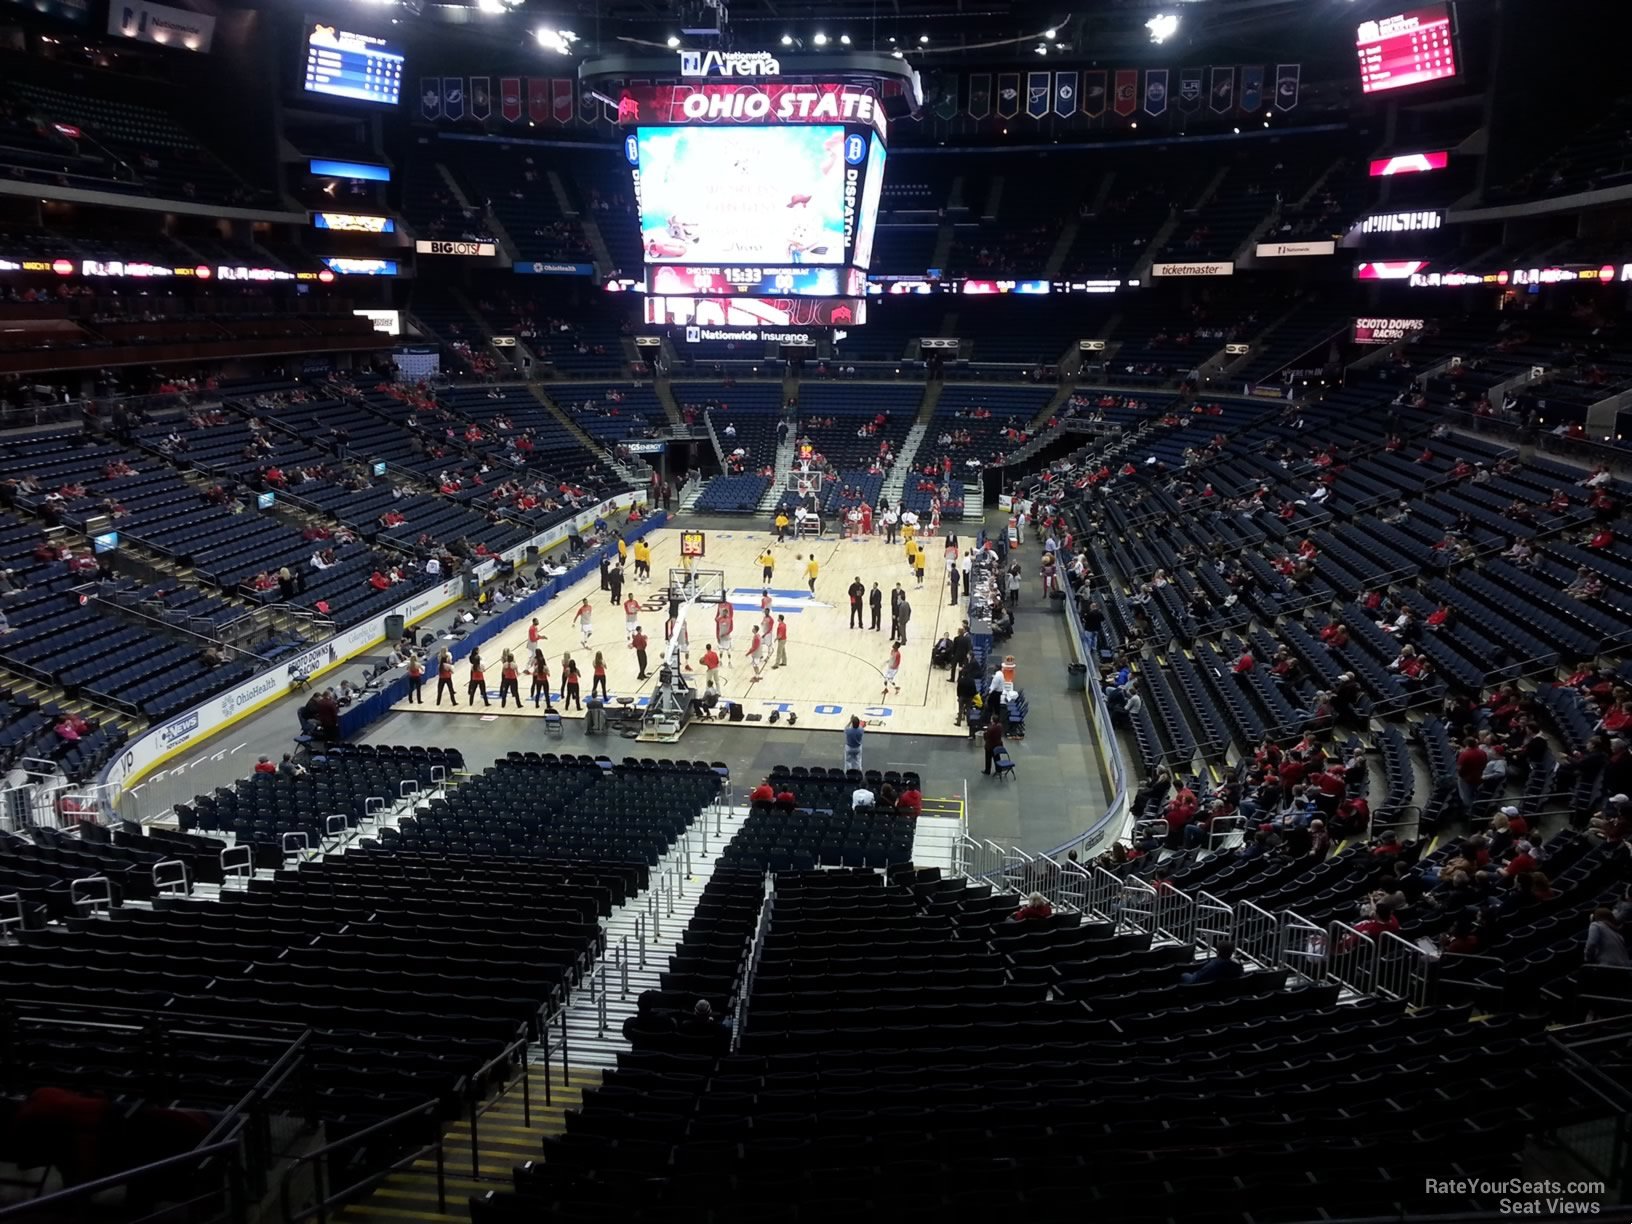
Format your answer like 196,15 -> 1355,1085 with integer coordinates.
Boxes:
668,567 -> 726,604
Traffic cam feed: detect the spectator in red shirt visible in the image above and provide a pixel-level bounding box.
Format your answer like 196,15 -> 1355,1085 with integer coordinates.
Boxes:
1454,736 -> 1487,810
774,787 -> 797,811
896,786 -> 922,816
748,781 -> 776,805
1503,840 -> 1537,878
1012,892 -> 1053,922
254,755 -> 277,774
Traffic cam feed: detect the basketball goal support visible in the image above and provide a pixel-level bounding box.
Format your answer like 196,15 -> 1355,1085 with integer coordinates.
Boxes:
643,568 -> 726,741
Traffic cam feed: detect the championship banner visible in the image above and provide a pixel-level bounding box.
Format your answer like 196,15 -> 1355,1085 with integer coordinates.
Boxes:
577,82 -> 598,125
551,78 -> 574,124
968,73 -> 992,119
1080,70 -> 1106,118
1240,65 -> 1265,113
1052,71 -> 1076,118
468,77 -> 490,121
1209,66 -> 1234,113
1113,69 -> 1138,117
420,76 -> 442,121
1178,68 -> 1202,113
442,77 -> 464,121
502,78 -> 523,123
933,75 -> 959,122
1026,71 -> 1050,119
602,79 -> 623,123
996,72 -> 1020,119
1275,63 -> 1300,111
1144,68 -> 1168,116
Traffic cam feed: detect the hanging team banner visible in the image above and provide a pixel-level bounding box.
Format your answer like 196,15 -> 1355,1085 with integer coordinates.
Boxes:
968,73 -> 992,119
577,82 -> 598,124
420,76 -> 442,121
601,79 -> 623,123
442,77 -> 464,121
1081,70 -> 1106,118
1026,71 -> 1050,119
1053,71 -> 1077,118
525,78 -> 547,123
1144,68 -> 1168,116
1240,65 -> 1265,113
1209,66 -> 1234,113
1275,63 -> 1300,111
1178,68 -> 1203,113
501,77 -> 522,123
552,78 -> 574,124
996,72 -> 1020,118
1113,69 -> 1138,117
933,75 -> 959,121
469,77 -> 490,121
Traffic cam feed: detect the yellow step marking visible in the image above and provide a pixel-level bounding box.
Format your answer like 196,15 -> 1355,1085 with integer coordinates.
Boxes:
335,1205 -> 461,1222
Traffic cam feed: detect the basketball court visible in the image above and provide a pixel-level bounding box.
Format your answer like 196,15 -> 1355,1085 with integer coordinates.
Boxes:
392,524 -> 967,739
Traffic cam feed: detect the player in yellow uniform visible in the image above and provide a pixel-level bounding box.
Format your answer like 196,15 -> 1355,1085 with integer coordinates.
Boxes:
757,548 -> 775,584
617,536 -> 629,566
905,535 -> 919,571
633,539 -> 651,583
805,554 -> 819,594
774,511 -> 790,542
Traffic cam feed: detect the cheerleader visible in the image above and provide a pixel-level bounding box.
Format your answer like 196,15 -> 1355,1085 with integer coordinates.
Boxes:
498,650 -> 521,708
435,649 -> 456,706
467,649 -> 490,707
530,649 -> 553,710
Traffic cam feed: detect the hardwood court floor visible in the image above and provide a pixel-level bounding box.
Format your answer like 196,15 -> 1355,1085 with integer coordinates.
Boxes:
393,526 -> 967,738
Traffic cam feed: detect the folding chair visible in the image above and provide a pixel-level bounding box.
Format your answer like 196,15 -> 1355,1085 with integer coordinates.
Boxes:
993,748 -> 1017,783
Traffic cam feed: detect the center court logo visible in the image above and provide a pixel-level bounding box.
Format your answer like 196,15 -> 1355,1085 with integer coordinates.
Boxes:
726,587 -> 831,615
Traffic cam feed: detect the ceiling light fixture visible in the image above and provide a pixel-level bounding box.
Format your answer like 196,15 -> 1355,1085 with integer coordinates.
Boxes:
1146,13 -> 1178,43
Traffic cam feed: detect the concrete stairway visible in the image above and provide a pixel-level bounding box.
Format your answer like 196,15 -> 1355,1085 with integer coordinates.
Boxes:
881,420 -> 928,505
547,805 -> 749,1071
754,426 -> 798,513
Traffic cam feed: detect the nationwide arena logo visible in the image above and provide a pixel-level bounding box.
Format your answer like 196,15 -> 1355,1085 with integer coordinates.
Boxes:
679,50 -> 781,78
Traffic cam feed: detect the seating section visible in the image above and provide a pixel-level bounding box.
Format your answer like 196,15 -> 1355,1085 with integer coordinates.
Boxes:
0,73 -> 270,205
1029,379 -> 1630,852
681,383 -> 785,513
907,384 -> 1054,518
441,142 -> 594,265
473,854 -> 1588,1223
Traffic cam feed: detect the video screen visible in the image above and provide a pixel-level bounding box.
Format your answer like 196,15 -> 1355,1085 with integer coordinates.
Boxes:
1357,5 -> 1457,95
636,126 -> 849,266
303,23 -> 404,107
1368,150 -> 1448,177
645,296 -> 864,327
851,134 -> 887,271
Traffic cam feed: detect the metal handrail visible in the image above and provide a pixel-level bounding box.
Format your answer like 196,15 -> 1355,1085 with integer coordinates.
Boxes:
0,1121 -> 249,1222
279,1099 -> 444,1224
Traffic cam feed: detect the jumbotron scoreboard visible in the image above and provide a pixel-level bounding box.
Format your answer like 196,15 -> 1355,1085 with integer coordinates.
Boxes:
583,50 -> 917,336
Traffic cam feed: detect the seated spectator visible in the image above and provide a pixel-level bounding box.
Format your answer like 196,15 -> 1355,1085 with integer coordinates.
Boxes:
1011,892 -> 1053,922
1181,940 -> 1244,985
